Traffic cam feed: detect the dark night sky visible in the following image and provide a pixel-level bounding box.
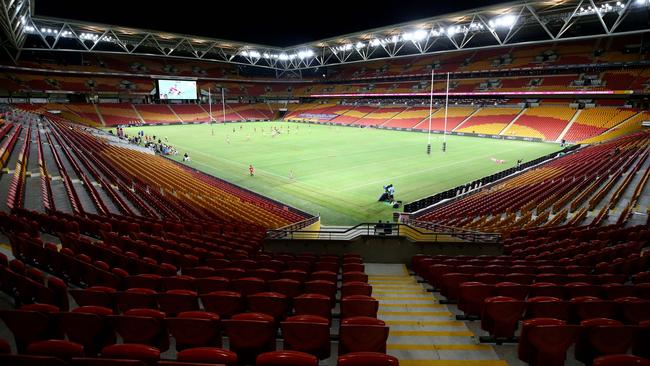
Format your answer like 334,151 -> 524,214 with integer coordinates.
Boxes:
35,0 -> 509,47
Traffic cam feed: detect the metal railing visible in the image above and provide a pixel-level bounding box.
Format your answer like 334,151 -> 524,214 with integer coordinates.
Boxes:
266,221 -> 500,243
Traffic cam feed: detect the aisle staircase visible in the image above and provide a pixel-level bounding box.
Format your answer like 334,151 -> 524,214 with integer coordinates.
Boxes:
366,264 -> 506,366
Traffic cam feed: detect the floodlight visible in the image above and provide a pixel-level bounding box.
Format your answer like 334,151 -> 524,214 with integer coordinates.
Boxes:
490,14 -> 517,29
355,42 -> 364,49
279,53 -> 289,60
413,29 -> 427,40
297,50 -> 313,59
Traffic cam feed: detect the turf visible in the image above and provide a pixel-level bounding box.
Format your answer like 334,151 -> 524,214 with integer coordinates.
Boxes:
122,122 -> 560,225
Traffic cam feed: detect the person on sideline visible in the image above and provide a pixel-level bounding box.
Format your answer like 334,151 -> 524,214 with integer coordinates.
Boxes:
249,164 -> 255,176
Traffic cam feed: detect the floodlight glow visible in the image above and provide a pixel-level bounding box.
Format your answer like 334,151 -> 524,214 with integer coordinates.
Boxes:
355,42 -> 364,49
413,30 -> 427,40
404,30 -> 427,41
489,14 -> 517,28
370,39 -> 382,46
446,26 -> 460,36
279,53 -> 289,60
297,49 -> 313,59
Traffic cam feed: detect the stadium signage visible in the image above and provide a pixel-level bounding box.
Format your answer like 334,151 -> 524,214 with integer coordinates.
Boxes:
308,90 -> 631,98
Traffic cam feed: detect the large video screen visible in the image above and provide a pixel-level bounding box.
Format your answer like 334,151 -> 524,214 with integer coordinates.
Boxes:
158,80 -> 197,100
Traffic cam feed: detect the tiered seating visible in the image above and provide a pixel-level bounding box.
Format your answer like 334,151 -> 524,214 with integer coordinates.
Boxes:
563,108 -> 638,142
535,75 -> 578,91
503,106 -> 575,140
602,71 -> 637,90
169,104 -> 210,123
330,107 -> 377,125
97,104 -> 141,126
456,107 -> 521,135
200,104 -> 243,122
582,111 -> 650,144
418,131 -> 649,230
228,104 -> 272,121
413,107 -> 476,131
284,104 -> 351,122
134,105 -> 180,123
64,104 -> 103,126
353,107 -> 405,126
47,118 -> 307,228
1,216 -> 387,364
0,122 -> 21,168
382,107 -> 433,129
413,222 -> 650,366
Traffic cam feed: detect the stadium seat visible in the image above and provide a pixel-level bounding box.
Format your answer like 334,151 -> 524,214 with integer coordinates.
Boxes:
256,351 -> 318,366
222,312 -> 277,364
200,291 -> 244,318
58,306 -> 116,354
594,354 -> 650,366
157,290 -> 199,315
337,352 -> 400,366
101,344 -> 160,366
281,315 -> 330,359
526,325 -> 580,366
340,295 -> 379,318
293,293 -> 331,321
165,311 -> 222,350
109,308 -> 169,351
176,347 -> 237,365
26,339 -> 85,360
339,316 -> 389,355
481,296 -> 525,339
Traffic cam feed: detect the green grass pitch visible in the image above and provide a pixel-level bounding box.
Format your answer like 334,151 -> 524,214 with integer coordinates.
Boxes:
122,122 -> 560,225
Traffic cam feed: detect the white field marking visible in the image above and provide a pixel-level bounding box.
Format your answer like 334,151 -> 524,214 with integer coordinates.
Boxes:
299,138 -> 505,181
158,126 -> 550,206
336,145 -> 525,192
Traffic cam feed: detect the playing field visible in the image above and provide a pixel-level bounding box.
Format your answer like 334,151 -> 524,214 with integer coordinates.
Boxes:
122,122 -> 560,225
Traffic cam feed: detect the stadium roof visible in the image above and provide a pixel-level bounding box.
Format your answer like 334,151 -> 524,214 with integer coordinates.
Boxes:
1,0 -> 650,75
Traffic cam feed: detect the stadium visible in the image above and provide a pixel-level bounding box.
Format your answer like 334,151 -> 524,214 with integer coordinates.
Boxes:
0,0 -> 648,365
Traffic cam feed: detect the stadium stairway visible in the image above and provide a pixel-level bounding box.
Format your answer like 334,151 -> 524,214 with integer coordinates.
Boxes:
556,109 -> 582,143
599,152 -> 650,226
367,263 -> 506,366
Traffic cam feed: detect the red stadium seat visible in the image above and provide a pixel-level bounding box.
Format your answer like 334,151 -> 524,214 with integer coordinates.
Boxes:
165,311 -> 221,350
195,277 -> 229,294
458,282 -> 495,317
58,306 -> 116,354
340,295 -> 379,319
101,344 -> 160,366
518,318 -> 566,364
200,291 -> 243,318
109,308 -> 169,351
157,289 -> 199,315
69,287 -> 116,308
281,315 -> 330,359
526,325 -> 580,366
339,316 -> 389,355
26,339 -> 85,360
293,293 -> 331,321
594,354 -> 650,366
268,279 -> 302,299
176,347 -> 237,365
256,350 -> 318,366
222,312 -> 277,364
480,296 -> 525,339
247,292 -> 288,319
337,352 -> 400,366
